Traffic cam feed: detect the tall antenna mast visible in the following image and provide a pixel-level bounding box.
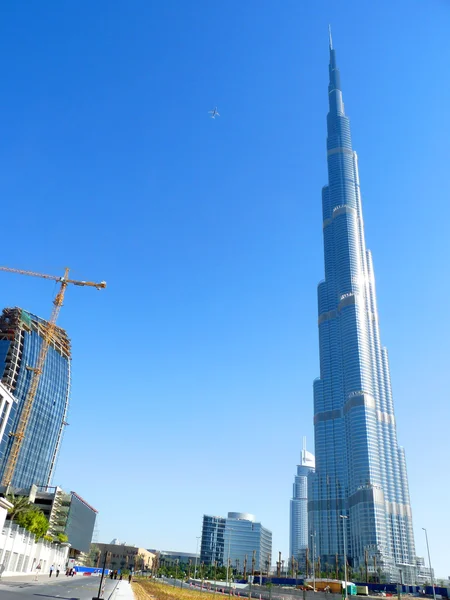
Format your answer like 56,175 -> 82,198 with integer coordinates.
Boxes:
301,436 -> 307,462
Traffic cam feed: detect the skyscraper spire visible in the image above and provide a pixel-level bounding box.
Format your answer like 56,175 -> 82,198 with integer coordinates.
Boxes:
328,24 -> 333,50
327,40 -> 342,115
308,31 -> 416,584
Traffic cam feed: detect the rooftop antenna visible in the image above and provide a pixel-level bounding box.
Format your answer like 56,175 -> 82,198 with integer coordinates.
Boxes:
328,24 -> 333,50
301,436 -> 307,462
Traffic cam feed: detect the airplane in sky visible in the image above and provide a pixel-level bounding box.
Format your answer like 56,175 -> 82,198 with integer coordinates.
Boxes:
208,107 -> 220,119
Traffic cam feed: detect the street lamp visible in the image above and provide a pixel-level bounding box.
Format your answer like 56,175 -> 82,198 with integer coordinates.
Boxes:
422,528 -> 436,600
226,527 -> 234,588
340,515 -> 349,600
311,532 -> 316,591
194,536 -> 201,580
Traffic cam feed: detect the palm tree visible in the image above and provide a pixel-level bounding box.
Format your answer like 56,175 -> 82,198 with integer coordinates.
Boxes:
6,494 -> 32,521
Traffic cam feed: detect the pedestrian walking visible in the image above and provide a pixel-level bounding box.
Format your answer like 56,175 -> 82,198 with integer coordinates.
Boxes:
56,565 -> 60,577
49,564 -> 54,577
35,562 -> 42,581
71,568 -> 75,577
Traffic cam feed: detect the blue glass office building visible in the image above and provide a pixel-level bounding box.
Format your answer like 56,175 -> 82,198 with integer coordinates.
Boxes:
0,308 -> 70,488
308,35 -> 416,583
200,512 -> 272,573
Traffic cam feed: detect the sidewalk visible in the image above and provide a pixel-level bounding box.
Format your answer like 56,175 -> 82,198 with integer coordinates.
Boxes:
113,580 -> 136,600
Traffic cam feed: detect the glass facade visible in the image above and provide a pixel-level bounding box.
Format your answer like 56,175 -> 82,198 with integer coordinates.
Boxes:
0,382 -> 16,443
290,442 -> 315,568
65,492 -> 97,553
308,37 -> 416,583
200,513 -> 272,572
201,515 -> 226,566
0,308 -> 70,488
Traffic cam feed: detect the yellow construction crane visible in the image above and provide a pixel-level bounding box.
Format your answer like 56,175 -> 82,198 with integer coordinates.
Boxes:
0,266 -> 106,487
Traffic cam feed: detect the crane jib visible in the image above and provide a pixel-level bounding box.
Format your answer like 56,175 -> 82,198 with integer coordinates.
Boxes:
0,266 -> 106,486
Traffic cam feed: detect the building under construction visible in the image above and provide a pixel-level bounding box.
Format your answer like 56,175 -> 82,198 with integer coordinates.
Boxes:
0,307 -> 71,488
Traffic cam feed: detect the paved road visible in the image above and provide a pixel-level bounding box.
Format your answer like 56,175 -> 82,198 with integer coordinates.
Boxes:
0,574 -> 118,600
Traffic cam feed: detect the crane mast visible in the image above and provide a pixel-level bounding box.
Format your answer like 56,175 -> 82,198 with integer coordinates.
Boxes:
0,266 -> 106,487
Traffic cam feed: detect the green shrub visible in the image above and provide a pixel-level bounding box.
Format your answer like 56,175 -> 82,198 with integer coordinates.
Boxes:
16,510 -> 49,539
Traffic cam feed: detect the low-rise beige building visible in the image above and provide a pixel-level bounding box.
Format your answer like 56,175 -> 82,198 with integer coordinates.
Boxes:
94,542 -> 155,572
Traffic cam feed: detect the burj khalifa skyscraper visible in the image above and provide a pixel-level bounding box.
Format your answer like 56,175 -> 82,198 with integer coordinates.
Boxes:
308,31 -> 416,583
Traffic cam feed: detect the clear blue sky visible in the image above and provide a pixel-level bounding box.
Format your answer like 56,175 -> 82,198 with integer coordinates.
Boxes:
0,0 -> 449,577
